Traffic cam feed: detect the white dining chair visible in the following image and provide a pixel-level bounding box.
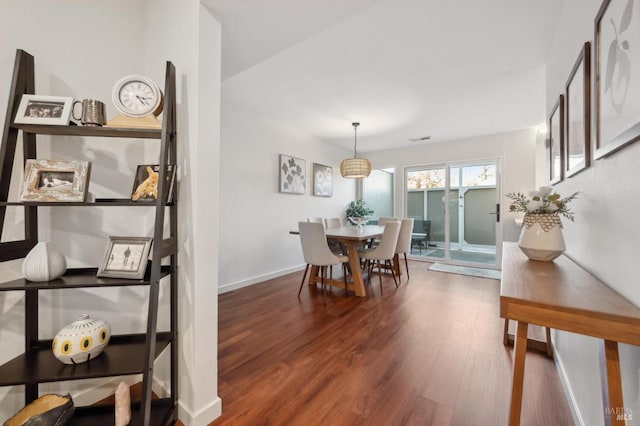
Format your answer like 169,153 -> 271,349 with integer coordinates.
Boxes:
324,217 -> 342,229
307,217 -> 325,226
298,221 -> 350,301
395,218 -> 414,280
358,220 -> 401,294
377,216 -> 398,226
368,216 -> 398,248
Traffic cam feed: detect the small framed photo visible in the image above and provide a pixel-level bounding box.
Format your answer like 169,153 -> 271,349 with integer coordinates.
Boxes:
14,95 -> 73,125
97,236 -> 153,279
312,163 -> 333,197
279,154 -> 306,194
20,159 -> 91,202
131,164 -> 177,203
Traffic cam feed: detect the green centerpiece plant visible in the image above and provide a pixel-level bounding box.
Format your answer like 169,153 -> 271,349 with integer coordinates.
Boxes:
346,200 -> 374,230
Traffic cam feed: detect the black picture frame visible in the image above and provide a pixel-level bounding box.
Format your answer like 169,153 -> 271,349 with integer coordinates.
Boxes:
565,42 -> 591,177
548,95 -> 565,185
131,164 -> 176,203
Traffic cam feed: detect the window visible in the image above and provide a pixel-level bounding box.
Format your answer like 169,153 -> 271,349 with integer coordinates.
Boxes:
362,169 -> 394,221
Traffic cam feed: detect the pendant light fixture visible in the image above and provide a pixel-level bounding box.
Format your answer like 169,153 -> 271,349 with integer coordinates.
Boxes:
340,122 -> 371,178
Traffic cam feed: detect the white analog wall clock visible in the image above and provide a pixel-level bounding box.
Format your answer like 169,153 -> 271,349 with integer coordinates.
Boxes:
111,74 -> 163,118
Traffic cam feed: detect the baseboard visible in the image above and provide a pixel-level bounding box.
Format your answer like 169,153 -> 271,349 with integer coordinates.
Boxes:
178,396 -> 222,426
553,340 -> 585,426
218,264 -> 306,294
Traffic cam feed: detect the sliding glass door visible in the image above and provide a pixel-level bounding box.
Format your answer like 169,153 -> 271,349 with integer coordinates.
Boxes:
405,159 -> 501,268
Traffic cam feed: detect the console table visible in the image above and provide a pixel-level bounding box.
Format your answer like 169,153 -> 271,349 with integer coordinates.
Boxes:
500,242 -> 640,426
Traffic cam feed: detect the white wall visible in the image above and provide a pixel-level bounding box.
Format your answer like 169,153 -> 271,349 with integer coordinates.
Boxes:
218,99 -> 355,292
544,0 -> 640,424
0,1 -> 222,424
365,128 -> 538,244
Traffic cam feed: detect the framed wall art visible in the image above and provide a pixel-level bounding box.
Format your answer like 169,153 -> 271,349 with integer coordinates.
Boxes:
594,0 -> 640,159
565,42 -> 591,177
548,95 -> 565,185
312,163 -> 333,197
20,159 -> 91,202
97,236 -> 153,279
131,164 -> 177,203
279,154 -> 306,194
14,95 -> 73,126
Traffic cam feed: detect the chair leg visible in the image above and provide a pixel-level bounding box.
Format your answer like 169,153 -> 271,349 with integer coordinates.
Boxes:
298,264 -> 310,297
377,260 -> 383,295
329,265 -> 333,293
403,253 -> 410,280
388,260 -> 398,288
321,266 -> 326,305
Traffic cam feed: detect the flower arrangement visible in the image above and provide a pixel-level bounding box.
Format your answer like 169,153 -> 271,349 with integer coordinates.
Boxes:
346,199 -> 374,219
506,186 -> 579,221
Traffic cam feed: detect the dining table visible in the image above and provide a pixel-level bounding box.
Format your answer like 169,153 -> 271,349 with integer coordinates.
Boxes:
323,225 -> 385,297
291,225 -> 385,297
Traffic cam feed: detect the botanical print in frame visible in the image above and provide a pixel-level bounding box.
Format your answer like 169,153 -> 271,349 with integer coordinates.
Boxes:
97,236 -> 153,279
312,163 -> 333,197
548,95 -> 564,185
594,0 -> 640,159
279,154 -> 306,194
565,42 -> 591,177
20,159 -> 91,202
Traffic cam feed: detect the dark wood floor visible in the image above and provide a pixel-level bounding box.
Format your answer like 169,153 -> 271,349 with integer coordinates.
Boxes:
208,261 -> 573,425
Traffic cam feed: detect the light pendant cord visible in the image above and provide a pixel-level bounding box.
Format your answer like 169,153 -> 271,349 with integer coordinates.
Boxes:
353,122 -> 360,158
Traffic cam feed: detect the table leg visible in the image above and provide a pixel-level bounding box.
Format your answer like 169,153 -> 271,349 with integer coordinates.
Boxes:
393,253 -> 401,277
604,340 -> 626,426
509,321 -> 528,426
346,242 -> 366,297
503,318 -> 509,346
308,265 -> 319,286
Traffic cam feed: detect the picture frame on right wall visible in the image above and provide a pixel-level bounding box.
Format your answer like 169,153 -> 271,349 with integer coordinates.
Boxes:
565,41 -> 591,177
594,0 -> 640,159
548,95 -> 564,185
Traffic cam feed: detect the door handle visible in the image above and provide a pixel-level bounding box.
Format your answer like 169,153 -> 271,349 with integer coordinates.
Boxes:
487,204 -> 500,222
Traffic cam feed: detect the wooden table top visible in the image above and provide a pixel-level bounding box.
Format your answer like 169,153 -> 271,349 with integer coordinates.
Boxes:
500,242 -> 640,345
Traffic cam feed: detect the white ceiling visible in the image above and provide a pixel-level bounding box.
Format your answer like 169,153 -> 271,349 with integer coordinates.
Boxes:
205,0 -> 564,152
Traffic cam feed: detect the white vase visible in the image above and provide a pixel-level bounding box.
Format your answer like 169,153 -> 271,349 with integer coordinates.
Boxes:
22,242 -> 67,282
518,213 -> 566,261
52,314 -> 111,365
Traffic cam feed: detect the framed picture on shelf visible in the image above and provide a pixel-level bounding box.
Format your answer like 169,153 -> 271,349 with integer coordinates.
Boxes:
594,0 -> 640,159
97,236 -> 153,279
548,95 -> 565,185
131,164 -> 177,203
20,159 -> 91,202
565,42 -> 591,177
312,163 -> 333,197
279,154 -> 306,194
14,95 -> 73,126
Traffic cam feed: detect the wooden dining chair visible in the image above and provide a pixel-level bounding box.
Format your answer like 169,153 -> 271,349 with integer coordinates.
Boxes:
358,220 -> 401,294
298,221 -> 350,301
395,218 -> 414,280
